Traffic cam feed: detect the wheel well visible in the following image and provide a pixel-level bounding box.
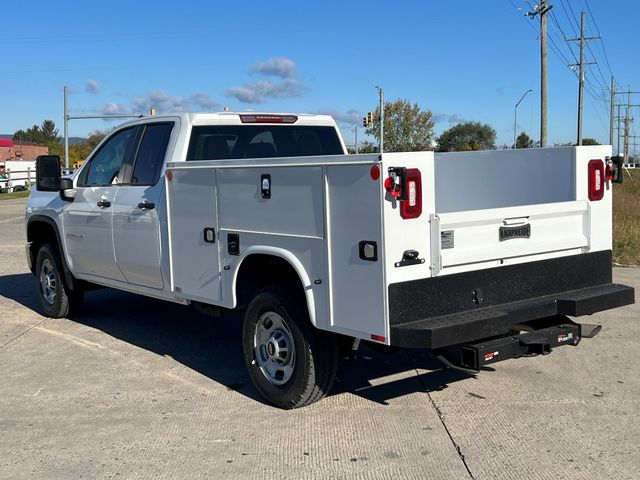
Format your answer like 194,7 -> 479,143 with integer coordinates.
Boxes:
27,220 -> 61,274
27,219 -> 88,293
235,254 -> 306,309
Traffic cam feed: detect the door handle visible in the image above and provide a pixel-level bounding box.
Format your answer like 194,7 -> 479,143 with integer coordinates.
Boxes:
97,200 -> 111,208
137,201 -> 155,210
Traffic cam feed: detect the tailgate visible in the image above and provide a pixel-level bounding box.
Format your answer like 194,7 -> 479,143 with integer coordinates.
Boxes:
430,146 -> 612,275
436,200 -> 588,269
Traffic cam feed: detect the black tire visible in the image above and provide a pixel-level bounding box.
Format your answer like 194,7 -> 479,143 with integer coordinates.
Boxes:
35,244 -> 83,318
242,286 -> 337,409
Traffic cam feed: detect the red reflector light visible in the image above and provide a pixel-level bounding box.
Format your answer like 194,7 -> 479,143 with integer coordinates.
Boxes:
370,165 -> 380,180
400,168 -> 422,219
166,169 -> 173,182
370,334 -> 386,343
239,114 -> 298,124
588,159 -> 605,201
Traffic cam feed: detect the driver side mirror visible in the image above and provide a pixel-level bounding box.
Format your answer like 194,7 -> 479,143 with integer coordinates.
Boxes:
36,155 -> 61,191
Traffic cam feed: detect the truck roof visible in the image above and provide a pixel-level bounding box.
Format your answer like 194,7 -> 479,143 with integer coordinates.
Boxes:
188,112 -> 339,127
115,112 -> 339,129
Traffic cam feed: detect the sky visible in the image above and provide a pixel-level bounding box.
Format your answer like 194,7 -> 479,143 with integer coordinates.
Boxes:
1,0 -> 638,151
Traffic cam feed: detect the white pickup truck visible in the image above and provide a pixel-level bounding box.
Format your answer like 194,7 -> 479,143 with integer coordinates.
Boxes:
26,112 -> 634,408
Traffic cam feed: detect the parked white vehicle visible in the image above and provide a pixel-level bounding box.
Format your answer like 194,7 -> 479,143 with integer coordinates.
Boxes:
0,173 -> 10,193
0,160 -> 36,192
25,112 -> 634,408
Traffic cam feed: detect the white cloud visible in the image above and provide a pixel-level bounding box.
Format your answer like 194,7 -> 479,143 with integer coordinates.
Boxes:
226,79 -> 305,104
226,57 -> 307,104
248,57 -> 296,79
189,91 -> 219,109
86,79 -> 101,94
433,112 -> 468,125
102,102 -> 133,115
317,109 -> 361,126
100,90 -> 219,116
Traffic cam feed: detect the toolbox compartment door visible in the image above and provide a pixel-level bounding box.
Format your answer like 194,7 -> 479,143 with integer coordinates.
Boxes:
167,168 -> 221,302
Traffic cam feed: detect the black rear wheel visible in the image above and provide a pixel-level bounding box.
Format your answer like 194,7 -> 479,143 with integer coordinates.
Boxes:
242,286 -> 337,409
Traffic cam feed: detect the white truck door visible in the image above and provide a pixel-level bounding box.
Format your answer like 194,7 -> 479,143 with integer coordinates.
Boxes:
63,127 -> 137,281
112,123 -> 174,289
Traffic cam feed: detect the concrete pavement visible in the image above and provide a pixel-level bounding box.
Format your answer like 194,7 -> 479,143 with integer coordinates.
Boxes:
1,197 -> 638,479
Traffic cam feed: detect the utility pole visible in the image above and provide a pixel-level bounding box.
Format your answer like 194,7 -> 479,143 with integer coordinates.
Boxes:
609,76 -> 615,147
615,88 -> 640,157
617,104 -> 622,154
63,86 -> 69,171
624,88 -> 631,163
375,86 -> 384,153
63,86 -> 143,171
566,11 -> 599,146
354,125 -> 358,154
528,1 -> 553,147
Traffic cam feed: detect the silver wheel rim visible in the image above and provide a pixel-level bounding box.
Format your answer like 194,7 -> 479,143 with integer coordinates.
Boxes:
253,311 -> 296,386
39,258 -> 57,305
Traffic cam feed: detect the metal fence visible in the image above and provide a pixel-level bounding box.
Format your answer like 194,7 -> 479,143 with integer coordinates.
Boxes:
0,167 -> 35,193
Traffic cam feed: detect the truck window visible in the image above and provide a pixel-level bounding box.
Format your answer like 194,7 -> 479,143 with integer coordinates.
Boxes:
80,128 -> 136,186
131,123 -> 173,185
187,125 -> 343,160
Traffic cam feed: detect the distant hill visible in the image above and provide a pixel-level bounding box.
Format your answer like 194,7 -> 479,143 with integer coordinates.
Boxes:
0,134 -> 86,144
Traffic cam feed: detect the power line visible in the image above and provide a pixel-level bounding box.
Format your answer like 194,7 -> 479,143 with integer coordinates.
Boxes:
548,10 -> 578,63
582,0 -> 614,77
563,0 -> 583,36
559,0 -> 580,36
554,0 -> 608,92
566,11 -> 601,144
508,0 -> 538,34
505,0 -> 618,142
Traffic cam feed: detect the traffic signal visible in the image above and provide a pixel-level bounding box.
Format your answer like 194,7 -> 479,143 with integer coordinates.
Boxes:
363,112 -> 375,128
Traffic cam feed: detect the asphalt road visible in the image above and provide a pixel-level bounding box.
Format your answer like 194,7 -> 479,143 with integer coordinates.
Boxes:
1,197 -> 638,479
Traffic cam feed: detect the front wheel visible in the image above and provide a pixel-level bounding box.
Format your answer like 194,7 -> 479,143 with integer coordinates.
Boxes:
35,244 -> 83,318
242,286 -> 337,409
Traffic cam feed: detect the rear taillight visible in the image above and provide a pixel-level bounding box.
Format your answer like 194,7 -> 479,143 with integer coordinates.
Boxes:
400,168 -> 422,219
588,159 -> 605,201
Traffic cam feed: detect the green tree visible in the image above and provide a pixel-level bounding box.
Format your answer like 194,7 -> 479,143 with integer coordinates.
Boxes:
582,137 -> 600,146
13,120 -> 60,146
516,131 -> 535,149
40,120 -> 60,144
364,99 -> 435,152
355,141 -> 379,154
436,121 -> 496,152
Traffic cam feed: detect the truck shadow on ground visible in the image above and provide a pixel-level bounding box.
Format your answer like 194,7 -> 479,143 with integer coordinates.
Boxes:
1,273 -> 474,407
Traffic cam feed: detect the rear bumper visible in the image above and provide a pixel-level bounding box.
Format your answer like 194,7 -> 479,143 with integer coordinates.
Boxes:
388,251 -> 634,349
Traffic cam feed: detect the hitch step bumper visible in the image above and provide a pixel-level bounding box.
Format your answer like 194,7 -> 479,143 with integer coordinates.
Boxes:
390,283 -> 634,349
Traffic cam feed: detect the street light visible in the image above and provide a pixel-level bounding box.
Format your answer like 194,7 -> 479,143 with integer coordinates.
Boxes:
514,89 -> 533,149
